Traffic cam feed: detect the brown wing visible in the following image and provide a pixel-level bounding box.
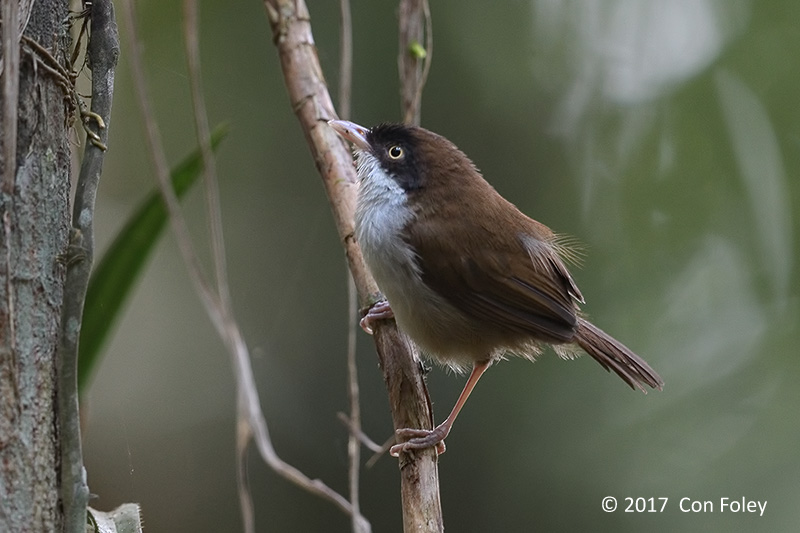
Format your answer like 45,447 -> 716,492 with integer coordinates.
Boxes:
406,206 -> 581,344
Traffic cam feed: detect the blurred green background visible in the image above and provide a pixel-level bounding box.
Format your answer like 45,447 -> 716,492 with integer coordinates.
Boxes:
82,0 -> 799,531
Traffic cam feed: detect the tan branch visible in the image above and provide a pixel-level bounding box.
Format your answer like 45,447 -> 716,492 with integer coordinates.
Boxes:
398,0 -> 432,125
264,1 -> 443,531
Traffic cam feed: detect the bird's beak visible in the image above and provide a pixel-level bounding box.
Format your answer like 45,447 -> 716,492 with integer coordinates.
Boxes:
328,120 -> 370,151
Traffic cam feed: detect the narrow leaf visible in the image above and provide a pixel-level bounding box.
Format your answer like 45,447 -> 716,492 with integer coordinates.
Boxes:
78,125 -> 229,392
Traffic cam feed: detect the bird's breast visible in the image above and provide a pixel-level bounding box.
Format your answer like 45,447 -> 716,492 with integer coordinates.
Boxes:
355,163 -> 502,369
353,154 -> 476,369
354,153 -> 422,316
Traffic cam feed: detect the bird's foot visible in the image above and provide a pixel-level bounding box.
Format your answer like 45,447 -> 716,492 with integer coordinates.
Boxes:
389,424 -> 449,457
359,299 -> 394,334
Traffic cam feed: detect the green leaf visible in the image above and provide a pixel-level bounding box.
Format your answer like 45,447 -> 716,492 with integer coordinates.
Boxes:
78,125 -> 229,393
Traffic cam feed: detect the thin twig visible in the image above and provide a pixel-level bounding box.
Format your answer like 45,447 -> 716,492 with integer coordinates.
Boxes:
345,275 -> 364,532
365,436 -> 396,469
337,1 -> 366,531
338,0 -> 352,120
122,1 -> 366,530
337,412 -> 384,453
56,2 -> 120,532
182,0 -> 230,308
120,0 -> 216,309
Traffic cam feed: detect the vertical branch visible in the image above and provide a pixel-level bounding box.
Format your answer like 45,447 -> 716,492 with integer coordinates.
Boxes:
345,276 -> 363,532
398,0 -> 432,125
338,0 -> 352,119
182,0 -> 230,307
264,1 -> 443,531
120,0 -> 214,303
337,2 -> 367,531
57,1 -> 120,532
1,0 -> 22,367
2,0 -> 20,197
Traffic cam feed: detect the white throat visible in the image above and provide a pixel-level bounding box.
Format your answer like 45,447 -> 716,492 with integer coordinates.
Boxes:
354,150 -> 430,332
354,150 -> 418,280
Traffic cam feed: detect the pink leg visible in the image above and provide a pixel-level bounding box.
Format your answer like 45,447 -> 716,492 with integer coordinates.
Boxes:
390,359 -> 491,457
360,300 -> 394,334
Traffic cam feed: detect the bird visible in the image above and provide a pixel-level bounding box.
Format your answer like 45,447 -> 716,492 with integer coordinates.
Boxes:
329,119 -> 663,457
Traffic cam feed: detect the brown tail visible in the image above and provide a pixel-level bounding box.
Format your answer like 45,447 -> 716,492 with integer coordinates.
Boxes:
574,318 -> 664,393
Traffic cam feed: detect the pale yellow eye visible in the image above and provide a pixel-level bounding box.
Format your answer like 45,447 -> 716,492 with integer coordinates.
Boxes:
388,145 -> 404,159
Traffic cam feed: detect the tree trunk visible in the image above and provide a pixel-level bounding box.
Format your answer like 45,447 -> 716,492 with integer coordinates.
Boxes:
1,0 -> 71,530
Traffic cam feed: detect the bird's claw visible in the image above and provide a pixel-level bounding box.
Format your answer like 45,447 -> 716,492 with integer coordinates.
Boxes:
359,299 -> 394,334
389,427 -> 447,457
